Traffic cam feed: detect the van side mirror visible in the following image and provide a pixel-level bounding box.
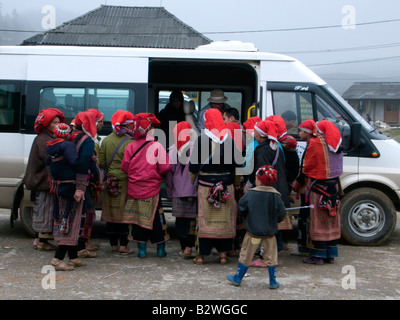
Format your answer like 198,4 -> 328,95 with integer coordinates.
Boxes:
334,121 -> 361,150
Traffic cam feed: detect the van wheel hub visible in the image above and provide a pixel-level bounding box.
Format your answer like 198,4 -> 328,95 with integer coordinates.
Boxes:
349,203 -> 384,235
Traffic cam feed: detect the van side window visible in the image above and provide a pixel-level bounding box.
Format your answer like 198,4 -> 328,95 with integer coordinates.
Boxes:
40,88 -> 85,121
39,87 -> 136,127
272,91 -> 313,135
272,90 -> 350,137
87,88 -> 135,122
315,94 -> 348,127
0,83 -> 20,132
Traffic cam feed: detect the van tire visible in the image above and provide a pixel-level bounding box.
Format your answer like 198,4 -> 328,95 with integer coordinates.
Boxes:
19,202 -> 35,237
340,188 -> 396,246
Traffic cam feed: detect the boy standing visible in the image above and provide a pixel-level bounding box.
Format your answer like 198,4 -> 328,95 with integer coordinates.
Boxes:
227,165 -> 286,289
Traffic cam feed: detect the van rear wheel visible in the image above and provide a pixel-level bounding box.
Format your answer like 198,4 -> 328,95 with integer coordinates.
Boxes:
340,188 -> 396,246
19,201 -> 35,236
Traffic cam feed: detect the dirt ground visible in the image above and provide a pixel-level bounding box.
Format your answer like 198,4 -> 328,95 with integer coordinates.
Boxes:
0,210 -> 399,303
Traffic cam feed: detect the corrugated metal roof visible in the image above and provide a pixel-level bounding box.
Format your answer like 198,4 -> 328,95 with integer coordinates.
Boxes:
342,82 -> 400,100
21,6 -> 211,49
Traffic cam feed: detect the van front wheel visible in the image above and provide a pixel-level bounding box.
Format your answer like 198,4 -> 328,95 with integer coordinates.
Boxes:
340,188 -> 396,246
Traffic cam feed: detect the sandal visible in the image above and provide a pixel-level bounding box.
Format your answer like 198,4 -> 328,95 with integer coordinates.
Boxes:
219,252 -> 228,264
51,258 -> 74,271
193,255 -> 204,265
37,242 -> 57,251
119,246 -> 134,255
85,242 -> 99,251
249,258 -> 267,268
33,238 -> 40,249
78,249 -> 97,258
68,258 -> 87,267
111,245 -> 120,252
181,248 -> 195,260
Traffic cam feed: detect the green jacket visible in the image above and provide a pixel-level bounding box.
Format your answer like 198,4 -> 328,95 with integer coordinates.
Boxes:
99,132 -> 134,181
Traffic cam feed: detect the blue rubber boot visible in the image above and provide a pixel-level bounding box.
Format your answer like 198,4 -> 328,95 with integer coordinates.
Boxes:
227,262 -> 248,286
268,265 -> 280,289
157,242 -> 167,257
137,242 -> 147,258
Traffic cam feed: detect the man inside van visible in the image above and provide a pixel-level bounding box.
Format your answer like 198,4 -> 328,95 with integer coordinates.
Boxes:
197,89 -> 230,130
157,90 -> 186,148
281,110 -> 297,135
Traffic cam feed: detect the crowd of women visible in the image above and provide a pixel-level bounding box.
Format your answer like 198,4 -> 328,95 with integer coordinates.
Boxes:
23,89 -> 343,289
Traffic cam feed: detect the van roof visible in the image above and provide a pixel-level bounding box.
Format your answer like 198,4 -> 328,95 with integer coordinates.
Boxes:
0,45 -> 295,62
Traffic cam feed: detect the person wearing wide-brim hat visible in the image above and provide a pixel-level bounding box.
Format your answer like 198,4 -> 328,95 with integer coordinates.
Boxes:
197,89 -> 231,130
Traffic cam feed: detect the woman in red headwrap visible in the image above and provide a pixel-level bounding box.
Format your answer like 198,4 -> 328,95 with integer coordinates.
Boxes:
242,116 -> 261,176
292,119 -> 316,256
67,111 -> 101,258
165,121 -> 198,259
87,108 -> 105,157
84,109 -> 105,252
189,108 -> 242,265
249,119 -> 290,207
267,115 -> 299,253
47,123 -> 86,270
23,108 -> 65,250
99,110 -> 135,254
302,120 -> 343,265
121,113 -> 171,258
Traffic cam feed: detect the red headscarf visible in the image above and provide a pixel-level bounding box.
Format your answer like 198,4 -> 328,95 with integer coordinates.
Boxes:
267,115 -> 287,139
204,108 -> 228,144
299,119 -> 316,135
243,116 -> 261,136
74,111 -> 97,140
111,110 -> 135,136
87,108 -> 104,124
316,120 -> 342,153
34,108 -> 65,134
269,115 -> 297,151
134,113 -> 161,139
254,119 -> 278,149
173,121 -> 193,154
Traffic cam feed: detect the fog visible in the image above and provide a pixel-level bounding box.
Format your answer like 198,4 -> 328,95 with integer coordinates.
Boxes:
1,0 -> 400,93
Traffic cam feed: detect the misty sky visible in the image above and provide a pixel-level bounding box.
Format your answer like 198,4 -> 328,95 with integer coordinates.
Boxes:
1,0 -> 400,93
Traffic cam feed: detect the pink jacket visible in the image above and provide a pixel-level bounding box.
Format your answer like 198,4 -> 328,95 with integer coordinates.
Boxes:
121,138 -> 171,199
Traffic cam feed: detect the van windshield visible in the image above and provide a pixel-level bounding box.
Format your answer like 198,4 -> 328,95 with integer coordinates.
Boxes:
323,84 -> 374,131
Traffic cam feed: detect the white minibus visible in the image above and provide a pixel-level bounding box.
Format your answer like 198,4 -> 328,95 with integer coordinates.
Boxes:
0,43 -> 398,246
